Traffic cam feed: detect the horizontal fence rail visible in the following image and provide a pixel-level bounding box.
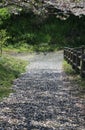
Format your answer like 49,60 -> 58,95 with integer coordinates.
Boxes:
64,46 -> 85,78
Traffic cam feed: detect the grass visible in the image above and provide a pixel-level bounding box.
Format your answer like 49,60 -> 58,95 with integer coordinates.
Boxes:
63,60 -> 75,75
3,43 -> 61,53
0,55 -> 28,100
63,60 -> 85,97
3,45 -> 30,53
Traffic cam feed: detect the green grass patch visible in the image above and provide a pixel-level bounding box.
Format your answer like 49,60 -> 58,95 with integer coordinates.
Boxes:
0,55 -> 28,100
3,43 -> 60,54
63,60 -> 85,98
63,60 -> 75,75
3,45 -> 31,53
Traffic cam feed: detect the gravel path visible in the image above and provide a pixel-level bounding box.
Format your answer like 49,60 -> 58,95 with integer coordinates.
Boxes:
0,51 -> 85,130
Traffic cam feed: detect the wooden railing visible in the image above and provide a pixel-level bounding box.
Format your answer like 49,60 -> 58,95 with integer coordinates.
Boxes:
64,46 -> 85,78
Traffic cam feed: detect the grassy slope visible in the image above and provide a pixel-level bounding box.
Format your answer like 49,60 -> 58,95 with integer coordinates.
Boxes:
0,55 -> 27,99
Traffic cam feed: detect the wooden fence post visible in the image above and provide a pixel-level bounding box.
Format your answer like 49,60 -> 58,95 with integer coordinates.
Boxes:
81,45 -> 85,54
72,50 -> 77,70
70,48 -> 73,65
64,48 -> 66,60
81,54 -> 85,78
75,51 -> 81,73
68,48 -> 70,63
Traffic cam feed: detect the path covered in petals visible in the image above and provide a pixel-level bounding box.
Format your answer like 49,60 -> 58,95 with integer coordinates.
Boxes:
0,51 -> 85,130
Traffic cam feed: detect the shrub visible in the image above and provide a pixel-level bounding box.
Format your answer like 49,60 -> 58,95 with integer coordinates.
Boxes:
0,29 -> 9,55
0,8 -> 10,25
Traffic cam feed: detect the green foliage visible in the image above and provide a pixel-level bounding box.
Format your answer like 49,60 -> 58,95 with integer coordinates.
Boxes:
0,8 -> 9,19
63,60 -> 75,75
0,29 -> 9,55
0,56 -> 27,99
8,14 -> 85,50
0,8 -> 10,25
0,11 -> 85,52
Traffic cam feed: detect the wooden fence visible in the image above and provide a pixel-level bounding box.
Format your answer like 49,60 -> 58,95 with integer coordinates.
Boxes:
64,46 -> 85,78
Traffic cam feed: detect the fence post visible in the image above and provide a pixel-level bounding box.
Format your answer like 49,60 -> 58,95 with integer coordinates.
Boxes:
81,45 -> 85,54
69,48 -> 72,64
67,48 -> 70,63
72,50 -> 77,70
64,48 -> 66,60
75,51 -> 81,73
81,54 -> 85,78
70,49 -> 73,65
